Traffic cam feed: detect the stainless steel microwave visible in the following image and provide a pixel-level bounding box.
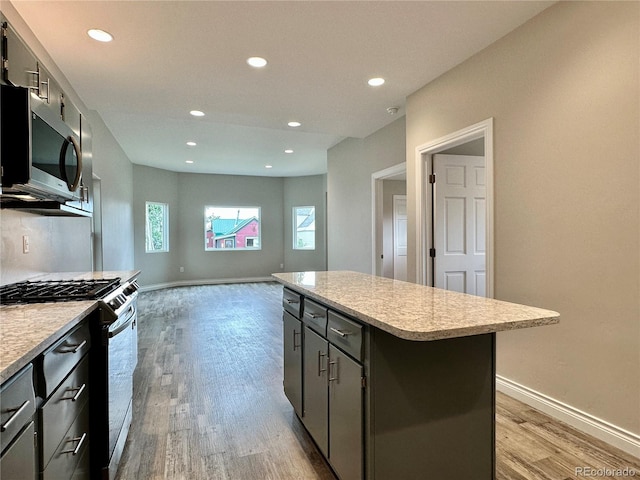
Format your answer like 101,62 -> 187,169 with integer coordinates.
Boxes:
1,83 -> 82,203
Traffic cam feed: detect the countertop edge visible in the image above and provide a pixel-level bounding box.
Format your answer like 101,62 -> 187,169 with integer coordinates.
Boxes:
272,272 -> 560,341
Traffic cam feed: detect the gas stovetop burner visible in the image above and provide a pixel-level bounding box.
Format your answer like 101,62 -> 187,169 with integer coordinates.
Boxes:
0,278 -> 121,305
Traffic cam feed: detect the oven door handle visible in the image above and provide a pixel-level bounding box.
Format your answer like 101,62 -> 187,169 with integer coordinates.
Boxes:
108,314 -> 135,338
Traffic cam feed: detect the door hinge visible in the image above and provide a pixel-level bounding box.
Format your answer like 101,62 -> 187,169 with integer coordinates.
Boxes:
429,248 -> 436,258
361,376 -> 367,388
428,173 -> 436,184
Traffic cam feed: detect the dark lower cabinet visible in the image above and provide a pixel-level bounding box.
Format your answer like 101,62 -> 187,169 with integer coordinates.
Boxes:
302,328 -> 329,456
0,421 -> 36,480
281,287 -> 496,480
296,308 -> 364,480
283,311 -> 303,416
328,344 -> 363,480
0,363 -> 36,480
39,322 -> 91,480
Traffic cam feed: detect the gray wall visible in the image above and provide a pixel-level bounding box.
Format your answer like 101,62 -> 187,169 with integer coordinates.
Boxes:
132,165 -> 180,287
283,175 -> 327,273
133,166 -> 327,287
0,210 -> 92,284
178,173 -> 284,282
89,112 -> 135,271
327,116 -> 406,272
405,2 -> 639,435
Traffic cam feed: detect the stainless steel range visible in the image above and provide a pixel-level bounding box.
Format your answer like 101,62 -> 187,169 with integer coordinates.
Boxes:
0,275 -> 140,480
92,277 -> 139,480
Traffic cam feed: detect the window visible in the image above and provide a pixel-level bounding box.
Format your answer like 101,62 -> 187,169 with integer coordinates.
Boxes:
145,202 -> 169,252
293,206 -> 315,250
205,206 -> 261,251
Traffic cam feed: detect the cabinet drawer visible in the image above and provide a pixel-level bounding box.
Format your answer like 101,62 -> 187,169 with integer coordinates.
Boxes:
41,355 -> 89,469
328,311 -> 363,361
42,401 -> 89,480
302,298 -> 328,336
283,288 -> 302,319
42,323 -> 90,398
0,363 -> 35,453
0,420 -> 36,480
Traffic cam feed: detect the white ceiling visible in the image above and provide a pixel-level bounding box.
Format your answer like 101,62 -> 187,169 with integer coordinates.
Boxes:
10,1 -> 553,177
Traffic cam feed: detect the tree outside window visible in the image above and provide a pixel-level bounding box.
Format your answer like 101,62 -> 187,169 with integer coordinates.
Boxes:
145,202 -> 169,252
293,206 -> 315,250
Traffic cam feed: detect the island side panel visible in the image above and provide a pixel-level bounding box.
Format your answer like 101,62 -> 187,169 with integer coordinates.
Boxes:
368,330 -> 496,480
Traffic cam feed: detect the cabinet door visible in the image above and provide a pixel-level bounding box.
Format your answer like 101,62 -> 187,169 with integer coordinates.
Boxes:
0,421 -> 36,480
3,22 -> 38,90
302,327 -> 329,456
283,311 -> 303,416
328,345 -> 363,480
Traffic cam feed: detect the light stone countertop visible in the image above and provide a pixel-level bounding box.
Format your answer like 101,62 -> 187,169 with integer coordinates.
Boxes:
272,271 -> 559,341
0,270 -> 140,383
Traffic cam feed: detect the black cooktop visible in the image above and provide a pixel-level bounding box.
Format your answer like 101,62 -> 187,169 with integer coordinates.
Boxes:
0,278 -> 121,305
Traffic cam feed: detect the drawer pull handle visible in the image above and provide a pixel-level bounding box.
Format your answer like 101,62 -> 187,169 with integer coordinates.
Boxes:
285,299 -> 299,304
330,327 -> 350,337
318,351 -> 327,376
67,339 -> 87,353
305,312 -> 323,320
0,400 -> 30,432
62,432 -> 87,455
67,383 -> 87,402
293,330 -> 301,351
328,358 -> 339,382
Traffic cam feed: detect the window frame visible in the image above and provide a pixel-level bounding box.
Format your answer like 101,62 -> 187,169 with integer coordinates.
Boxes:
145,201 -> 169,253
204,206 -> 262,251
293,205 -> 316,250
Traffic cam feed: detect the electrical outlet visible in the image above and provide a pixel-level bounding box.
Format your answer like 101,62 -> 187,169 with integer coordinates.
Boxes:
179,266 -> 185,273
280,263 -> 284,269
22,235 -> 30,254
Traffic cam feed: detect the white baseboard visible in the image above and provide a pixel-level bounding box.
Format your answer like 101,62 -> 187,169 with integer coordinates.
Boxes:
138,276 -> 275,292
496,375 -> 640,459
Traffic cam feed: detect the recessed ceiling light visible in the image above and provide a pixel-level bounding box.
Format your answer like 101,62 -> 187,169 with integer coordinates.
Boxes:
185,160 -> 194,164
368,77 -> 385,87
287,121 -> 301,128
190,110 -> 205,117
284,149 -> 294,154
88,29 -> 113,42
265,165 -> 273,169
186,141 -> 197,146
247,57 -> 268,68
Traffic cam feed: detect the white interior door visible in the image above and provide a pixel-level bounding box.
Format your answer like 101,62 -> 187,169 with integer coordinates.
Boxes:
393,195 -> 407,281
433,155 -> 486,296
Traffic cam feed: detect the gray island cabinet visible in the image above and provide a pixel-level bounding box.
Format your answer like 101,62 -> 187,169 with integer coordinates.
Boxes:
273,271 -> 560,480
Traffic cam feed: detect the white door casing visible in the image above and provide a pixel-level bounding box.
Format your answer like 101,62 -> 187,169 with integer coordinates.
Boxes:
433,155 -> 486,296
393,195 -> 408,281
413,118 -> 494,298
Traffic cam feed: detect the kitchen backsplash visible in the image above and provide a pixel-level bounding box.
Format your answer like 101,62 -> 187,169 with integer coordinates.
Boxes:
0,209 -> 93,285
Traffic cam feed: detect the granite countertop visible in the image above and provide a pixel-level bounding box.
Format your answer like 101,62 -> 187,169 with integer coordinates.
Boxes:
0,270 -> 140,383
272,271 -> 559,341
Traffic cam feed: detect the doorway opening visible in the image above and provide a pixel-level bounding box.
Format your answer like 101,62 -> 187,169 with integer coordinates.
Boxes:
371,163 -> 407,280
413,119 -> 494,297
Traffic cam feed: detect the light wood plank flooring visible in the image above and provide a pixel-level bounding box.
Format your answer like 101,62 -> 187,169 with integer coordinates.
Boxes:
115,283 -> 639,480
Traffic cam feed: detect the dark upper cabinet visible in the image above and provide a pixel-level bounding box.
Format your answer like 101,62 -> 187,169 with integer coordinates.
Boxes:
1,16 -> 93,216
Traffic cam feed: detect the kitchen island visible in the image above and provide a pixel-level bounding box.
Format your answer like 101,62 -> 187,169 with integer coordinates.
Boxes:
272,271 -> 559,480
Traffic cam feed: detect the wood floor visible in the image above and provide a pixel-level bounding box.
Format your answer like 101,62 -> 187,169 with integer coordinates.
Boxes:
115,283 -> 639,480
